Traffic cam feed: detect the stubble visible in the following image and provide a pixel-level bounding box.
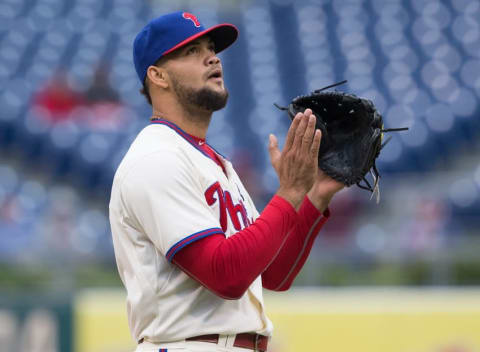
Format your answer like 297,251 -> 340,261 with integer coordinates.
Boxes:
169,73 -> 229,114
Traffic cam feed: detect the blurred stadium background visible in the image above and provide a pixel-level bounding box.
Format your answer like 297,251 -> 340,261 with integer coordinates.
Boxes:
0,0 -> 479,351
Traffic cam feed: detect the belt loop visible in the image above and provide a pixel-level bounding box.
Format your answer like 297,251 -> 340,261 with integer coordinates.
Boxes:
254,334 -> 259,352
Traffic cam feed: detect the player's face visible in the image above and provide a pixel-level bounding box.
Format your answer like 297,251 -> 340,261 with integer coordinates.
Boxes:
165,37 -> 228,112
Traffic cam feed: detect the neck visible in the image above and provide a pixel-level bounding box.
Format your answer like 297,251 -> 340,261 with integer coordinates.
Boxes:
151,98 -> 211,139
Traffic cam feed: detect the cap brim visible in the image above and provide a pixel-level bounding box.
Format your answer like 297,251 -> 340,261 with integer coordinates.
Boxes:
163,23 -> 238,57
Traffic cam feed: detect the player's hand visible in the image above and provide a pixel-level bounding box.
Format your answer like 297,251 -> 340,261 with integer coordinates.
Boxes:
269,108 -> 321,210
307,170 -> 344,213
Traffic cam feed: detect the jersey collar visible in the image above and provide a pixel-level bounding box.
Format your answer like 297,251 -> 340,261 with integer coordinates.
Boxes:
150,118 -> 226,162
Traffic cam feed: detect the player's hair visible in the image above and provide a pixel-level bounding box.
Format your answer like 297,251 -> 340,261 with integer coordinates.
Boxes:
140,83 -> 152,105
139,56 -> 167,106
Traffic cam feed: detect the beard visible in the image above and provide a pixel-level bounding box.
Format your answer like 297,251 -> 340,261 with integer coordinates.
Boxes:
170,73 -> 229,113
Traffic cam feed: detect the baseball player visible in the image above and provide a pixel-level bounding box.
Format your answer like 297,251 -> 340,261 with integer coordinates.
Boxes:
109,11 -> 344,352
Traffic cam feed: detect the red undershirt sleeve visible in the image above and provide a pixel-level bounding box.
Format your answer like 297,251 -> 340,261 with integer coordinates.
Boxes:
261,196 -> 330,291
172,195 -> 298,300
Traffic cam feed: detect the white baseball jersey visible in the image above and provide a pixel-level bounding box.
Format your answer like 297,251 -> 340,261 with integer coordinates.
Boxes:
109,119 -> 273,343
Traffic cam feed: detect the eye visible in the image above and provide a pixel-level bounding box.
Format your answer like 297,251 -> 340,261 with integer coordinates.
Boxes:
208,43 -> 215,53
186,46 -> 198,55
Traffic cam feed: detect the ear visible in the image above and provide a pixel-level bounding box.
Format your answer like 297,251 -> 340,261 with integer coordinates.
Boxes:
146,65 -> 169,89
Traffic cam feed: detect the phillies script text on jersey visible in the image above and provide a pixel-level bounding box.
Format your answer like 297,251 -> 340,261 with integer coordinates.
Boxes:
205,181 -> 253,232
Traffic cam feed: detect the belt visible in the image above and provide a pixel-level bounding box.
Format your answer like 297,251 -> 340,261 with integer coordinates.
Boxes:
138,333 -> 268,351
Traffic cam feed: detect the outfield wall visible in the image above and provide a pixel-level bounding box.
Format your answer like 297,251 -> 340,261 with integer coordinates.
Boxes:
2,288 -> 478,352
74,288 -> 480,352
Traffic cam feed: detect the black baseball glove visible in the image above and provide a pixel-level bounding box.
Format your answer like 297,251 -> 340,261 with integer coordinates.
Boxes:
274,80 -> 408,201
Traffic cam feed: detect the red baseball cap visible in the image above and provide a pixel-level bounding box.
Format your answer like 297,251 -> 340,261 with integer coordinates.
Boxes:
133,11 -> 238,83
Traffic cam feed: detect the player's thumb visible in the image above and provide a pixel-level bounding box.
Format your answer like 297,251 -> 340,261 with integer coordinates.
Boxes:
268,134 -> 280,167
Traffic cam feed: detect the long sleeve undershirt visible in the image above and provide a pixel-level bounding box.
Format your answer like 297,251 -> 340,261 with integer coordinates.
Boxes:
172,195 -> 329,299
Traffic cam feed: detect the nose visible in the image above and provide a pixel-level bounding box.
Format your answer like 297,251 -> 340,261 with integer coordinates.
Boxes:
207,54 -> 220,66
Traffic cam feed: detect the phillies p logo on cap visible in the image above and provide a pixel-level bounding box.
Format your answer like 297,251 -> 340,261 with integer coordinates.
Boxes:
182,12 -> 201,27
133,11 -> 239,84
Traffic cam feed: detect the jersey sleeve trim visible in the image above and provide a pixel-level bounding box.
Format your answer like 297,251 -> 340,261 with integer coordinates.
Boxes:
166,227 -> 225,262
